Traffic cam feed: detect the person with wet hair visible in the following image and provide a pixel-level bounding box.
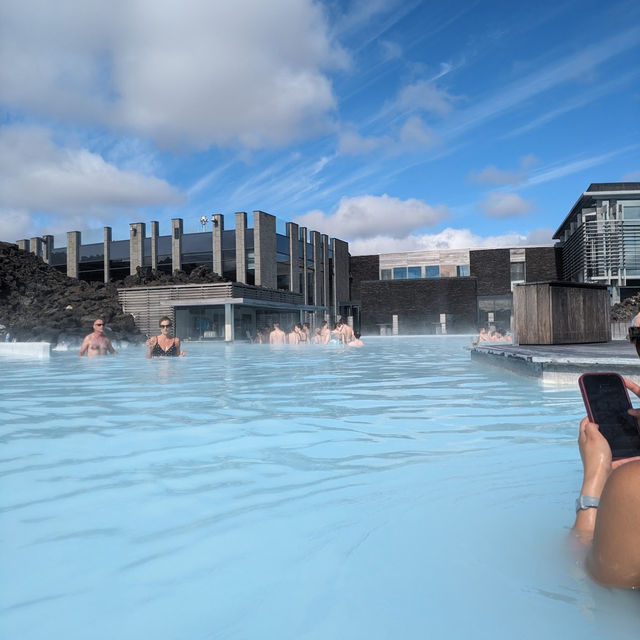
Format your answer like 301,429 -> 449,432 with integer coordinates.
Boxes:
146,316 -> 185,357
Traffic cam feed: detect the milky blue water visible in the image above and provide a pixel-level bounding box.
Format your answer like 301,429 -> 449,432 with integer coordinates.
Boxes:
1,336 -> 639,639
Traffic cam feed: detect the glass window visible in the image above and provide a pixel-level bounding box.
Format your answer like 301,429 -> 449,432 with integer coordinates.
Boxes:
425,265 -> 439,278
510,262 -> 525,281
456,264 -> 469,277
407,266 -> 422,279
381,269 -> 392,280
393,267 -> 408,279
623,205 -> 640,220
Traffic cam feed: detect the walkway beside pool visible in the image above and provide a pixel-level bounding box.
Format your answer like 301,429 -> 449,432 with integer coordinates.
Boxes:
469,339 -> 640,383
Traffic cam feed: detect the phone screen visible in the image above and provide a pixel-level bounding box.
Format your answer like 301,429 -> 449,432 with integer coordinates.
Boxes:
579,373 -> 640,459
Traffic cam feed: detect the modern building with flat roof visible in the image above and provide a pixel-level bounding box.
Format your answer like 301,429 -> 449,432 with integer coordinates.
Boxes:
350,245 -> 560,335
17,211 -> 352,341
553,182 -> 640,303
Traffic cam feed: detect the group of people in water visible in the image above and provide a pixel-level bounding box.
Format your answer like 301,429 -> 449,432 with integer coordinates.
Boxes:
78,316 -> 363,358
254,319 -> 363,347
476,327 -> 511,342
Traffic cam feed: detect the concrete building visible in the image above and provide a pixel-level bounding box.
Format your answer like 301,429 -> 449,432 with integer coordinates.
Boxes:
350,246 -> 560,335
17,212 -> 351,341
553,182 -> 640,303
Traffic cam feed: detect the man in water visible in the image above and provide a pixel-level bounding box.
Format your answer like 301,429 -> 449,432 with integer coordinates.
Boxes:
269,322 -> 286,344
319,320 -> 330,344
78,318 -> 118,356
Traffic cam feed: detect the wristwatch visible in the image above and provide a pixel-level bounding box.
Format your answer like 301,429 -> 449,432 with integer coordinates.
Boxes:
575,494 -> 600,513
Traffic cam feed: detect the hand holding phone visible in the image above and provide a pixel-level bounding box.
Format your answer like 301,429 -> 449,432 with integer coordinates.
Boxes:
579,372 -> 640,460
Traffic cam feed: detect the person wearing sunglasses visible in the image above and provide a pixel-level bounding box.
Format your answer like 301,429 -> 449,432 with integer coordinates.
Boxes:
78,318 -> 118,357
146,316 -> 185,358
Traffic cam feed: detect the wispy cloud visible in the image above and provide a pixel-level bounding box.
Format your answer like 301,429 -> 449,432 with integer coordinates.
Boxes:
525,146 -> 640,187
443,25 -> 640,139
477,192 -> 534,219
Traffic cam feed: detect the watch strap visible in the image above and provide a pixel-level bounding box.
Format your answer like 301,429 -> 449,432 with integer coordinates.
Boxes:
575,494 -> 600,513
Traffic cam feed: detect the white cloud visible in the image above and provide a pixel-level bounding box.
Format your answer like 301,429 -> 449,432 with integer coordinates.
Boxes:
477,192 -> 533,219
379,39 -> 403,61
295,194 -> 450,240
398,116 -> 437,148
469,155 -> 539,185
0,0 -> 345,150
349,226 -> 553,255
397,79 -> 458,116
0,210 -> 34,242
338,130 -> 389,155
0,125 -> 183,236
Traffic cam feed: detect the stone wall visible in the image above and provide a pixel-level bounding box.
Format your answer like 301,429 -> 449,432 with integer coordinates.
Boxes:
359,277 -> 478,335
349,255 -> 380,301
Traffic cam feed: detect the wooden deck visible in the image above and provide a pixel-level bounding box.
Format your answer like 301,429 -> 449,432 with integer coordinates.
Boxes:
469,339 -> 640,383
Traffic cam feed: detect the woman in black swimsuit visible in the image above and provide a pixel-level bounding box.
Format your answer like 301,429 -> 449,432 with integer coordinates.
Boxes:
146,316 -> 185,358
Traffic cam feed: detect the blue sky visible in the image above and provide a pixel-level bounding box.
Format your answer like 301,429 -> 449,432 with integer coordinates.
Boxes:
1,0 -> 639,254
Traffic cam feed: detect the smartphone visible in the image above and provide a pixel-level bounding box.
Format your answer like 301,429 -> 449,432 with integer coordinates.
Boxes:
578,372 -> 640,459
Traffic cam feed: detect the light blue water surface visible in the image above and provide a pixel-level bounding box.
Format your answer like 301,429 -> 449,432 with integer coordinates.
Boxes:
1,336 -> 638,639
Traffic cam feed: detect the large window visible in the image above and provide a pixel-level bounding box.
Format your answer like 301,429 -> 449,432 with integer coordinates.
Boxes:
393,267 -> 408,279
456,264 -> 470,277
510,262 -> 525,282
407,266 -> 422,279
425,265 -> 439,278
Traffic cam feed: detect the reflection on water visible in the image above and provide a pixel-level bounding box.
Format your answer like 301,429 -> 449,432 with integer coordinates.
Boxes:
1,337 -> 639,639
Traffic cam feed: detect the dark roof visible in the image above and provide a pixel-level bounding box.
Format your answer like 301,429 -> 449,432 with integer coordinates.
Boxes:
586,182 -> 640,192
553,182 -> 640,239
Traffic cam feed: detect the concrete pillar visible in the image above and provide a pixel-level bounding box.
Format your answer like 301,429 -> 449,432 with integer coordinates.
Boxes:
171,218 -> 183,273
235,212 -> 247,284
300,227 -> 308,304
331,238 -> 350,322
224,303 -> 235,342
287,222 -> 300,293
67,231 -> 81,279
29,237 -> 43,258
42,235 -> 54,264
212,214 -> 224,277
311,231 -> 322,309
129,222 -> 146,275
16,239 -> 28,251
254,210 -> 277,289
103,227 -> 112,283
321,233 -> 330,310
150,221 -> 159,270
393,314 -> 399,335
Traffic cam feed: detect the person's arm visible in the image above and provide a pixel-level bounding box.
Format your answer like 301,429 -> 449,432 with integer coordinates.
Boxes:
175,337 -> 186,356
78,336 -> 89,356
572,418 -> 612,542
107,339 -> 117,355
146,336 -> 157,358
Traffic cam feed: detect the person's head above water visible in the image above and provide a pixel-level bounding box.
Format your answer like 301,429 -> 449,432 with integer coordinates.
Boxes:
93,318 -> 105,333
158,316 -> 173,333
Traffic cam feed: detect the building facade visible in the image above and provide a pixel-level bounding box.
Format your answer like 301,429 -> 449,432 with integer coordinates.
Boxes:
350,246 -> 560,335
553,182 -> 640,303
17,211 -> 352,341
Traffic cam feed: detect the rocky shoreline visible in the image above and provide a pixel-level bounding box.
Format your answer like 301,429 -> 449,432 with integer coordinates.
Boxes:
0,242 -> 142,346
0,242 -> 230,347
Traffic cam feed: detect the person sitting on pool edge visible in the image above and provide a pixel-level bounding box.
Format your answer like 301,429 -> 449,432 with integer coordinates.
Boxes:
572,377 -> 640,589
78,317 -> 118,356
146,316 -> 185,357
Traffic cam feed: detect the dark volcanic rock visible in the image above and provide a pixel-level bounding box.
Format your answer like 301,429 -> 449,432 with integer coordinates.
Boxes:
611,294 -> 640,322
119,264 -> 226,287
0,242 -> 144,346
